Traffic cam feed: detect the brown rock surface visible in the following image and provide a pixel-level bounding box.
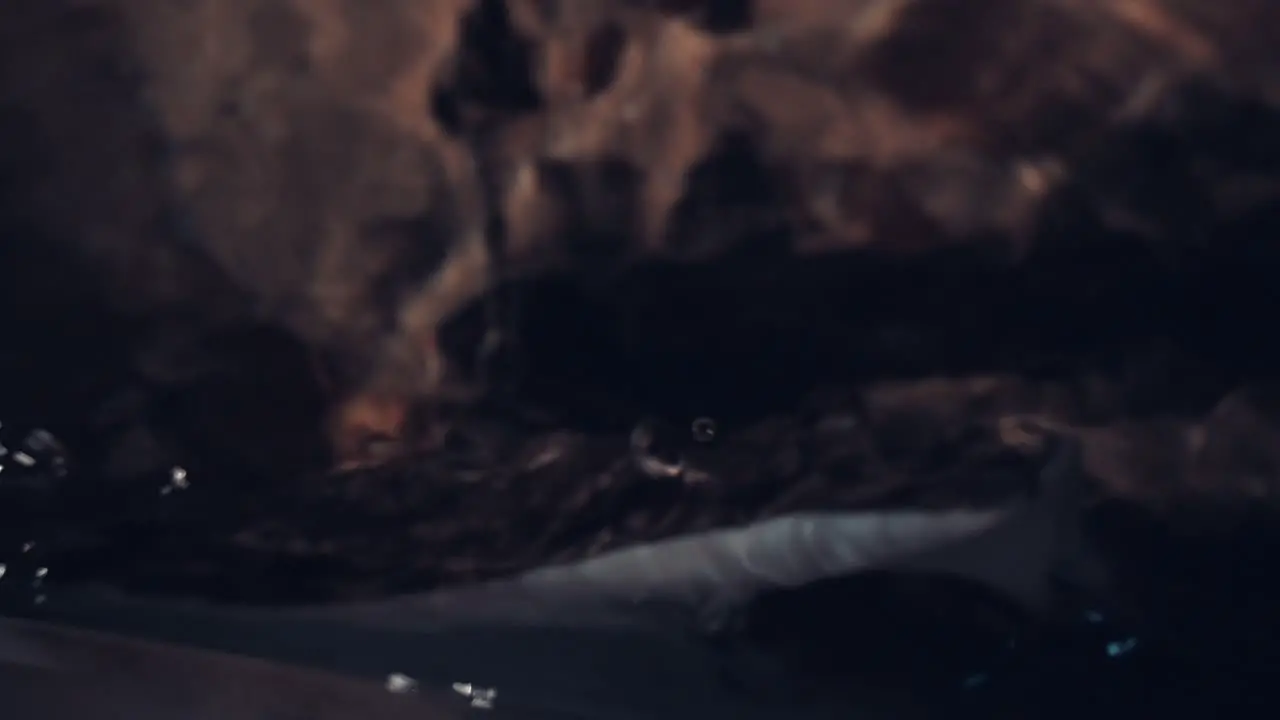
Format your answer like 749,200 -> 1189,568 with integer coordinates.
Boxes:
4,0 -> 1280,599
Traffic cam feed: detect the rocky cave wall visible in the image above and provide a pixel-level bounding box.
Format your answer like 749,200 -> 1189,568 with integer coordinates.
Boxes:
3,0 -> 1280,516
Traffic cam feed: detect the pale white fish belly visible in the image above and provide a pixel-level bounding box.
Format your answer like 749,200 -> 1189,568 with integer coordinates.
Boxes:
523,510 -> 1008,599
35,505 -> 1015,635
275,507 -> 1011,631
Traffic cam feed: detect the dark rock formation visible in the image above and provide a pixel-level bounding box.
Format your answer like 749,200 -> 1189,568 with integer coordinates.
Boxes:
3,0 -> 1280,604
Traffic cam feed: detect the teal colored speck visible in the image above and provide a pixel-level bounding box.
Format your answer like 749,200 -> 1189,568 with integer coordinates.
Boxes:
963,673 -> 989,689
1106,637 -> 1139,658
1085,611 -> 1104,624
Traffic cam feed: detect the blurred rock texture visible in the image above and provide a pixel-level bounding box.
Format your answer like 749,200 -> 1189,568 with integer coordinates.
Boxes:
3,0 -> 1280,526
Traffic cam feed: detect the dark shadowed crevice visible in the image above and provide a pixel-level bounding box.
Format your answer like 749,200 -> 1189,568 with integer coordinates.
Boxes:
431,97 -> 1280,435
584,22 -> 627,97
859,0 -> 1021,113
427,0 -> 547,395
460,235 -> 1273,433
640,0 -> 754,34
664,131 -> 790,258
429,0 -> 543,136
142,325 -> 332,491
699,0 -> 753,34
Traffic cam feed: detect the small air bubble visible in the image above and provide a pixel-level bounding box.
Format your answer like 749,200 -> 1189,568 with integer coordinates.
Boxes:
13,452 -> 35,467
25,430 -> 59,453
33,594 -> 46,605
21,542 -> 35,553
34,567 -> 47,578
0,563 -> 6,579
161,466 -> 190,495
452,682 -> 497,710
1106,637 -> 1139,658
385,673 -> 418,694
691,417 -> 717,443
